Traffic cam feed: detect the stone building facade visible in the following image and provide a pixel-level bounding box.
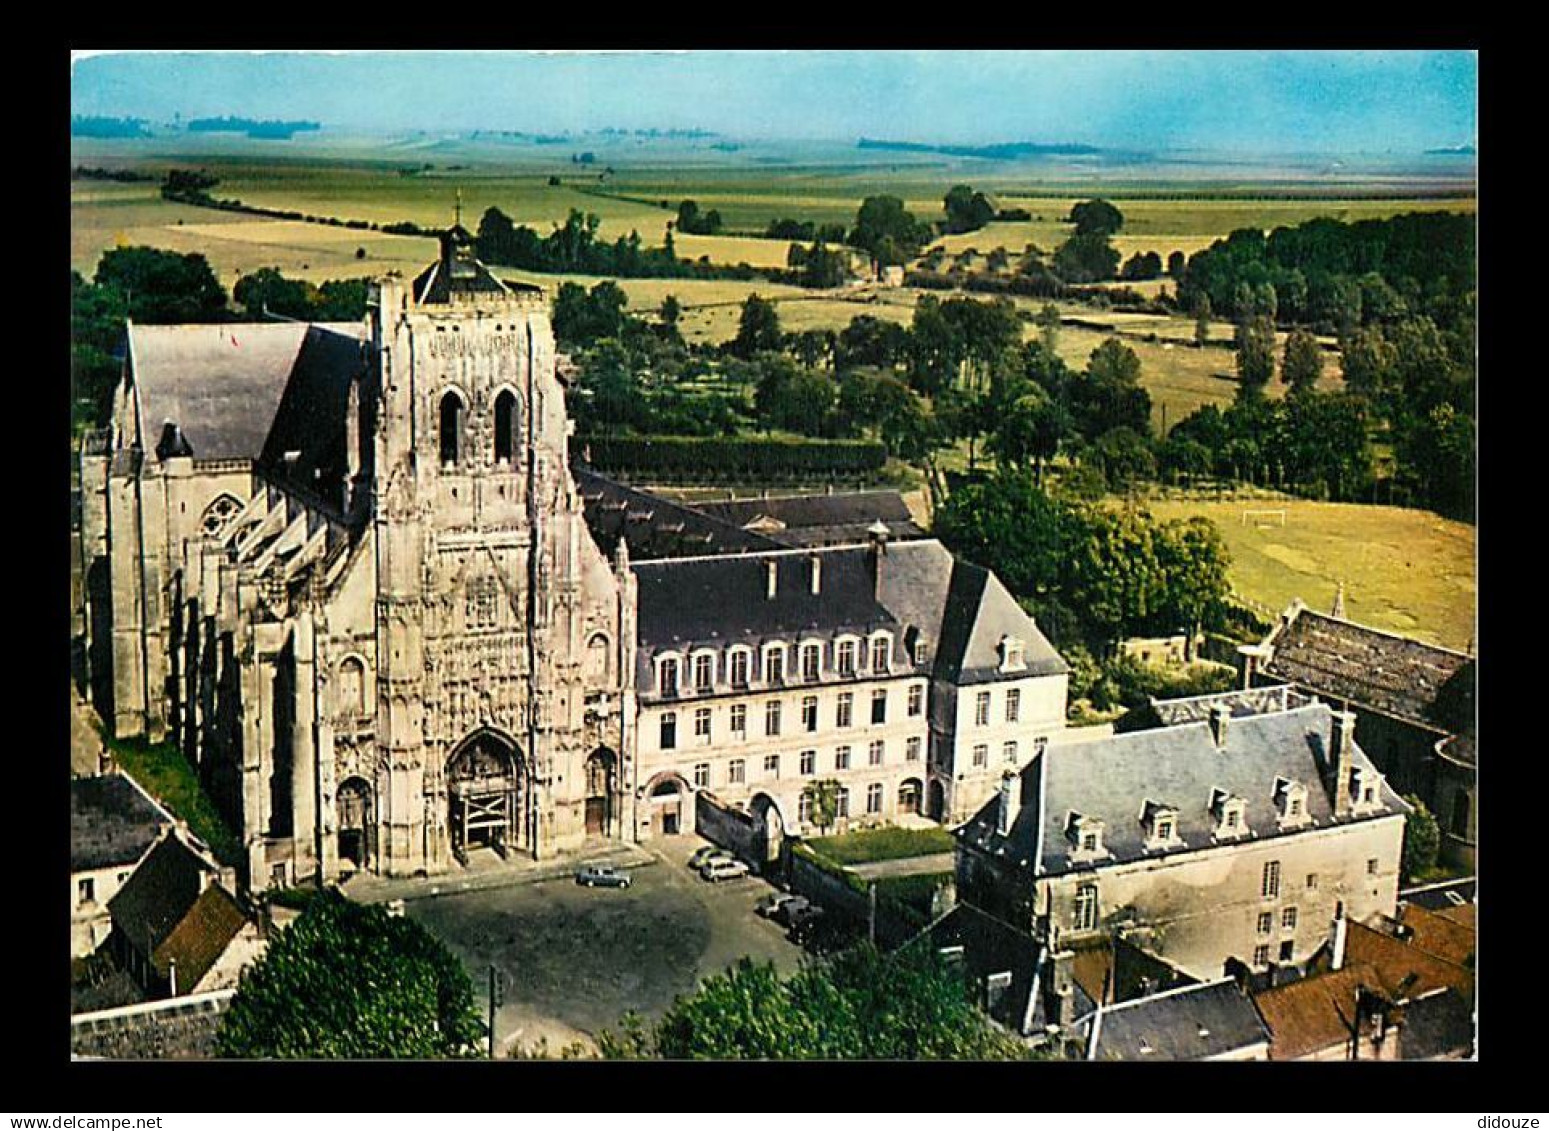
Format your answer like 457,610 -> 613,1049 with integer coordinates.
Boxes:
78,233 -> 1067,889
954,701 -> 1408,983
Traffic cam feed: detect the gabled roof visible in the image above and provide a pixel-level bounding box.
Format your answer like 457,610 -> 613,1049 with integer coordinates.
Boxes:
126,322 -> 364,464
107,834 -> 216,961
71,774 -> 173,873
153,884 -> 251,986
1253,962 -> 1385,1060
686,491 -> 926,547
932,561 -> 1067,685
574,467 -> 781,561
1399,987 -> 1474,1060
919,903 -> 1043,1033
1261,606 -> 1475,735
958,703 -> 1406,877
1085,978 -> 1270,1061
1342,919 -> 1474,1002
1396,903 -> 1476,969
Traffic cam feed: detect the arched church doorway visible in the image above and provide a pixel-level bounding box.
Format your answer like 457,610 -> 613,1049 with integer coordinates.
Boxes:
337,776 -> 374,870
750,793 -> 786,866
447,730 -> 525,863
927,779 -> 947,823
585,747 -> 617,837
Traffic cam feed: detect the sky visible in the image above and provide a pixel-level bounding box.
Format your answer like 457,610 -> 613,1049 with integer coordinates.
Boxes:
70,50 -> 1478,154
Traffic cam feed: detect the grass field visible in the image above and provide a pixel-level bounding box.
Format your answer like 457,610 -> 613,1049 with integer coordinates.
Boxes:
1140,496 -> 1476,651
806,825 -> 957,865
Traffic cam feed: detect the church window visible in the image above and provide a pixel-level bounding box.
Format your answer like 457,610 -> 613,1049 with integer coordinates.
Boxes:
466,579 -> 498,629
439,391 -> 465,466
494,390 -> 519,463
200,494 -> 242,537
338,656 -> 366,716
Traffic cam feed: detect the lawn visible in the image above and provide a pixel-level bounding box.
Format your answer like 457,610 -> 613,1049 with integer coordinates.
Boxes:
1140,495 -> 1476,652
806,825 -> 956,866
102,733 -> 244,867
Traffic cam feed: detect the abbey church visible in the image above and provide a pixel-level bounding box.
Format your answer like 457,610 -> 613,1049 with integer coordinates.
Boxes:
77,228 -> 1070,889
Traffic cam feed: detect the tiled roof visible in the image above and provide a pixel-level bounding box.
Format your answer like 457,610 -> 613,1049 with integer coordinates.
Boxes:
1085,978 -> 1270,1061
107,834 -> 215,961
1397,904 -> 1476,969
958,703 -> 1406,877
71,774 -> 172,873
1254,962 -> 1384,1060
1343,919 -> 1474,1002
152,884 -> 250,986
1262,607 -> 1475,734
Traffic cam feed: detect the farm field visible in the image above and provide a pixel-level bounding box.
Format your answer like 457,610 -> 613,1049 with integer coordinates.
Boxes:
1141,496 -> 1476,652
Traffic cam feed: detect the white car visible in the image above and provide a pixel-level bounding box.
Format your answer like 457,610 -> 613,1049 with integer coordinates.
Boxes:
700,858 -> 751,883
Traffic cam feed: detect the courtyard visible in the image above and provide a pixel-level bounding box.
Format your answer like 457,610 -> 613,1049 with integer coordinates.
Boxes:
403,836 -> 805,1055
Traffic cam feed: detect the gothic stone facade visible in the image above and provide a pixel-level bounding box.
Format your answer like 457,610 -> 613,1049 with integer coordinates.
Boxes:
79,235 -> 1068,888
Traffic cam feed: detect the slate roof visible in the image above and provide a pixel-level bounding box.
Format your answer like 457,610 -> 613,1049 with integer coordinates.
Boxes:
1400,877 -> 1476,911
71,774 -> 173,873
412,228 -> 543,304
107,834 -> 217,962
957,703 -> 1407,877
1084,978 -> 1270,1061
574,467 -> 782,560
1261,607 -> 1475,735
126,322 -> 363,464
1146,685 -> 1315,729
687,490 -> 926,547
630,539 -> 1065,691
1399,987 -> 1474,1059
257,324 -> 377,521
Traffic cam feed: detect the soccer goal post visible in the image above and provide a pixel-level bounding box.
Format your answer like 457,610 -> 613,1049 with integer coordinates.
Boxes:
1241,508 -> 1286,527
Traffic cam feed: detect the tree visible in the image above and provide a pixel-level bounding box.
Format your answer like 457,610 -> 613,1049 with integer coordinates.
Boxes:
658,294 -> 682,330
849,195 -> 930,267
943,184 -> 996,235
1235,315 -> 1277,396
1089,427 -> 1157,490
753,356 -> 835,436
1281,329 -> 1324,396
1053,233 -> 1120,284
1193,293 -> 1213,348
1087,338 -> 1142,387
836,315 -> 908,371
1401,794 -> 1441,882
218,891 -> 482,1058
95,246 -> 227,323
802,779 -> 844,836
233,267 -> 316,320
1068,199 -> 1125,237
730,293 -> 782,359
1035,303 -> 1061,355
934,469 -> 1071,601
1167,250 -> 1187,281
614,945 -> 1032,1060
989,386 -> 1070,487
1339,325 -> 1395,400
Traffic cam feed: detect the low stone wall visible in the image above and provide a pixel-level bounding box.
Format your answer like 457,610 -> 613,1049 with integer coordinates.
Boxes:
694,791 -> 760,866
787,846 -> 919,949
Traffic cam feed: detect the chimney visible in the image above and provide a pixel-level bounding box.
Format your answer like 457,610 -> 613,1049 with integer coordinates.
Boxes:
808,553 -> 822,595
867,520 -> 889,595
1331,710 -> 1357,816
765,560 -> 778,601
1209,704 -> 1230,748
1329,901 -> 1348,971
997,768 -> 1022,835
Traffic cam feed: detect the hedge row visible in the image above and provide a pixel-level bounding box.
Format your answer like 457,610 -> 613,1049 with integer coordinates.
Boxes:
573,435 -> 887,482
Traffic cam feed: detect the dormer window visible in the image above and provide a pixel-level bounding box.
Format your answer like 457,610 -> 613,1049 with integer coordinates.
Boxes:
912,638 -> 928,666
658,656 -> 680,697
801,642 -> 822,683
1274,778 -> 1311,827
1142,801 -> 1179,849
692,652 -> 715,693
1350,767 -> 1384,813
763,644 -> 786,686
729,647 -> 751,688
837,639 -> 857,677
1210,789 -> 1249,839
998,634 -> 1026,673
870,634 -> 892,674
1067,813 -> 1106,860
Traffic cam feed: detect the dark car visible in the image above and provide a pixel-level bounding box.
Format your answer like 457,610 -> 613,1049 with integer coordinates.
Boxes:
785,903 -> 826,938
769,895 -> 812,926
575,864 -> 632,888
755,892 -> 805,920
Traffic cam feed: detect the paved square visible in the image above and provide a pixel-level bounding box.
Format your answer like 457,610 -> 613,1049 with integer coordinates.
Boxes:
405,837 -> 804,1053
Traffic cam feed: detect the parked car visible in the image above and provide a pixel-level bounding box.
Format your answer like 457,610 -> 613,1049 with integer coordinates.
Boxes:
755,892 -> 804,920
700,858 -> 751,883
688,846 -> 731,872
794,912 -> 862,956
786,898 -> 824,935
575,864 -> 632,888
770,896 -> 812,926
